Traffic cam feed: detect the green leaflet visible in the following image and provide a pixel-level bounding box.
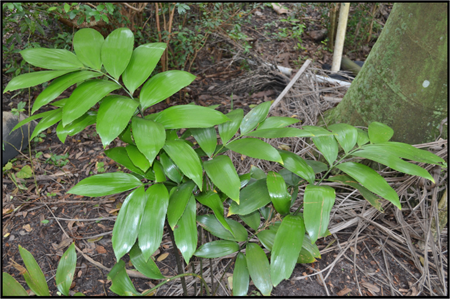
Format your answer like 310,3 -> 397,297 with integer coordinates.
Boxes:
167,181 -> 196,230
257,116 -> 300,130
227,138 -> 283,164
4,70 -> 73,94
328,123 -> 358,153
278,150 -> 315,184
56,111 -> 97,143
125,144 -> 151,173
270,214 -> 305,286
203,155 -> 240,204
97,95 -> 139,147
303,185 -> 335,243
302,125 -> 337,137
356,128 -> 370,147
228,179 -> 271,216
173,195 -> 198,264
239,210 -> 261,230
18,245 -> 50,296
105,147 -> 145,175
233,253 -> 249,296
154,105 -> 230,129
194,240 -> 239,258
160,152 -> 183,183
62,79 -> 120,126
30,108 -> 62,140
130,243 -> 165,279
246,243 -> 272,296
11,110 -> 55,133
368,121 -> 394,143
197,214 -> 248,242
312,135 -> 338,166
68,172 -> 142,197
123,43 -> 167,95
240,101 -> 272,134
218,108 -> 244,144
152,160 -> 166,183
140,70 -> 196,110
266,171 -> 291,215
191,127 -> 217,157
336,162 -> 401,209
164,140 -> 203,190
196,191 -> 233,235
55,243 -> 77,296
73,28 -> 104,70
2,272 -> 28,296
112,186 -> 147,260
107,260 -> 140,296
101,27 -> 134,80
250,165 -> 266,179
21,48 -> 84,70
132,117 -> 166,166
139,184 -> 169,261
245,127 -> 313,138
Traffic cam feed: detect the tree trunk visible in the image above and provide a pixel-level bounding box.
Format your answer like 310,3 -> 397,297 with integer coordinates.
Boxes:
323,3 -> 447,144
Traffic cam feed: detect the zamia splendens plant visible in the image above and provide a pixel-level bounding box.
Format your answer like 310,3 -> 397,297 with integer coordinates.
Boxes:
4,28 -> 445,296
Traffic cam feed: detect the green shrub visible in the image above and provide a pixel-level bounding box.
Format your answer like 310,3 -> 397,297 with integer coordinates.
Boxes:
4,28 -> 444,296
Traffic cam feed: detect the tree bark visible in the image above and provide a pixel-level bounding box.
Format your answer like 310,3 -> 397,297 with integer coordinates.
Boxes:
323,3 -> 448,144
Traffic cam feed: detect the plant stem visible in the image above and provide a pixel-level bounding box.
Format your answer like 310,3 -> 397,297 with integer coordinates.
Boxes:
141,273 -> 210,296
316,147 -> 360,185
166,219 -> 188,296
212,255 -> 236,296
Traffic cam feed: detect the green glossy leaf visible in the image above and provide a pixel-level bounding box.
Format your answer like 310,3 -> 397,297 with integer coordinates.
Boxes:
73,28 -> 104,70
2,272 -> 28,296
250,165 -> 266,180
327,174 -> 383,212
298,235 -> 321,261
312,135 -> 338,166
56,111 -> 96,143
126,144 -> 150,173
297,249 -> 316,263
227,138 -> 283,163
305,160 -> 329,174
21,48 -> 84,70
197,214 -> 248,242
62,79 -> 120,126
196,191 -> 233,235
356,128 -> 369,147
245,127 -> 313,138
73,292 -> 86,296
11,110 -> 55,133
167,181 -> 196,230
51,98 -> 69,107
139,184 -> 169,261
107,260 -> 140,296
218,109 -> 244,144
368,121 -> 394,144
239,210 -> 260,230
266,171 -> 291,215
68,172 -> 142,197
4,70 -> 73,94
233,253 -> 249,296
194,240 -> 239,258
246,243 -> 272,296
302,125 -> 336,136
105,147 -> 145,175
191,127 -> 217,157
164,140 -> 203,189
303,185 -> 335,243
278,150 -> 315,184
112,186 -> 147,260
123,43 -> 167,95
119,123 -> 134,145
173,195 -> 197,264
352,148 -> 435,183
258,116 -> 299,130
361,142 -> 445,165
239,173 -> 251,188
270,214 -> 305,286
152,160 -> 166,183
129,243 -> 164,279
140,71 -> 196,110
229,179 -> 271,216
154,105 -> 230,129
30,108 -> 62,140
328,123 -> 358,153
101,27 -> 134,80
240,101 -> 272,134
97,95 -> 139,147
160,152 -> 183,183
131,117 -> 165,166
203,155 -> 240,203
166,129 -> 179,141
18,245 -> 50,296
55,243 -> 76,296
257,229 -> 276,251
336,162 -> 400,209
278,168 -> 301,186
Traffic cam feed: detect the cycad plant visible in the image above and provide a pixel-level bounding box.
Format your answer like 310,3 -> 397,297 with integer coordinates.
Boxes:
4,27 -> 445,296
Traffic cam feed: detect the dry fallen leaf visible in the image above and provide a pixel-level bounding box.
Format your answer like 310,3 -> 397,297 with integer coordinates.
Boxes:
78,270 -> 82,278
157,252 -> 169,262
23,224 -> 33,232
2,208 -> 13,215
271,3 -> 289,14
361,282 -> 380,293
10,259 -> 27,275
337,286 -> 352,296
87,236 -> 103,243
53,238 -> 73,251
96,245 -> 107,254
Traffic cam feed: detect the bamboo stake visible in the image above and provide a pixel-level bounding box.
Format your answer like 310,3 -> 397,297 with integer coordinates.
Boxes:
331,3 -> 350,73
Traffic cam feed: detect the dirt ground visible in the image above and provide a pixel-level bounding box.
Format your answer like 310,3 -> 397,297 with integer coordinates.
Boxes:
3,3 -> 448,297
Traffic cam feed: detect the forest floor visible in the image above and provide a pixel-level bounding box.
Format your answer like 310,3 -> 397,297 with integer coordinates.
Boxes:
2,3 -> 448,297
